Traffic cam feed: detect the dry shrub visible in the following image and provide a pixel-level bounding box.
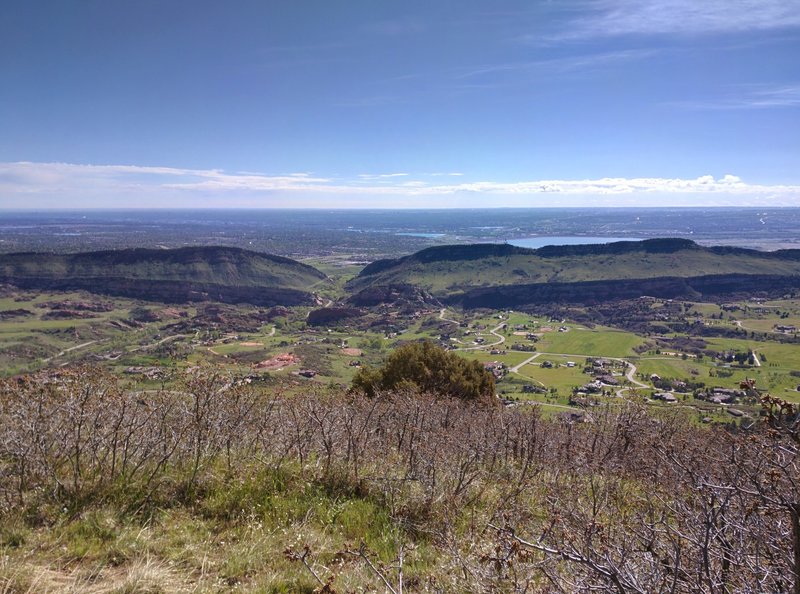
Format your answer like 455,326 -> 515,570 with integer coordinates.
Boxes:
0,366 -> 797,592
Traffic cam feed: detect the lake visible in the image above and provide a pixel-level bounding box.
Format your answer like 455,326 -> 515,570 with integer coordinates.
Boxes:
508,236 -> 643,249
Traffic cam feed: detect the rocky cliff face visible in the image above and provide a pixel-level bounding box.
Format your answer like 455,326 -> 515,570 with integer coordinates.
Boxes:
2,276 -> 317,307
347,283 -> 440,307
449,273 -> 800,309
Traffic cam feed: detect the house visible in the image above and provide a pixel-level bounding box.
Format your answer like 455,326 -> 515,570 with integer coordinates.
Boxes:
581,380 -> 605,393
484,361 -> 506,375
653,392 -> 677,403
704,388 -> 744,404
522,384 -> 546,394
721,304 -> 741,312
596,375 -> 619,386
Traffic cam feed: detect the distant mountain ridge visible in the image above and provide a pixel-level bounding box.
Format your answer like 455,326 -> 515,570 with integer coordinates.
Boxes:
350,239 -> 800,306
0,246 -> 327,306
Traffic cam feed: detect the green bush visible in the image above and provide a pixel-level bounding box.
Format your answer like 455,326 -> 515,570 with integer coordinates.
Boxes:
350,340 -> 495,402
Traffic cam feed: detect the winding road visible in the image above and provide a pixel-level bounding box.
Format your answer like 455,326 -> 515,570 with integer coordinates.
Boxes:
456,323 -> 507,351
616,359 -> 650,396
438,308 -> 459,325
507,350 -> 649,397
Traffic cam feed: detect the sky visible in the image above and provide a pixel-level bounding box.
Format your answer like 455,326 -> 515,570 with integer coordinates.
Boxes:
1,0 -> 799,209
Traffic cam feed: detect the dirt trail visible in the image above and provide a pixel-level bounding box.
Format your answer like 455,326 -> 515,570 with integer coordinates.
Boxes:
43,339 -> 104,363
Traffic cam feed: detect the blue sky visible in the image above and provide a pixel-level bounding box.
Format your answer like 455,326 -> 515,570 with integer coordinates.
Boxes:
1,0 -> 799,208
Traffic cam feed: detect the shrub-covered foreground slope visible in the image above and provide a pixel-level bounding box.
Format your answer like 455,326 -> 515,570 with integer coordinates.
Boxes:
0,366 -> 797,593
350,239 -> 800,306
0,246 -> 328,306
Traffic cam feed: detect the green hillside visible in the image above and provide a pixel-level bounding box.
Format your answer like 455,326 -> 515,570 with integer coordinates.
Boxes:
350,239 -> 800,298
0,246 -> 329,306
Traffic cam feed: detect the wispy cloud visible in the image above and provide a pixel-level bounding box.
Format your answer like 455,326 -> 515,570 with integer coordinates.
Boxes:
558,0 -> 800,39
357,173 -> 409,180
458,49 -> 657,80
2,162 -> 799,208
669,84 -> 800,110
0,162 -> 331,195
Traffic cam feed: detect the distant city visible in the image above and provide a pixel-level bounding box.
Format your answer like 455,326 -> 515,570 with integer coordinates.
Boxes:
2,207 -> 798,259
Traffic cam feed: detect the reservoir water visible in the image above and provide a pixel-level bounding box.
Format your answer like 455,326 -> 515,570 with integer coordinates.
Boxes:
508,236 -> 643,249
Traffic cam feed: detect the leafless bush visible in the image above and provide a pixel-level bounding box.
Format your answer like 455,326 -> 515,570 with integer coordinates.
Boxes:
0,366 -> 797,592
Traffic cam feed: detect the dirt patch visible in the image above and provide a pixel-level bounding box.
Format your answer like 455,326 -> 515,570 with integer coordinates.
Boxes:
341,347 -> 363,356
38,299 -> 114,312
42,310 -> 96,320
239,341 -> 263,347
254,352 -> 300,370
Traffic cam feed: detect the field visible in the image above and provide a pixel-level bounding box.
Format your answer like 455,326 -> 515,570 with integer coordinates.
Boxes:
535,325 -> 645,357
3,286 -> 800,415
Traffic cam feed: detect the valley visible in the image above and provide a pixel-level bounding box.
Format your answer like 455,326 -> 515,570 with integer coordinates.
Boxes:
2,238 -> 799,428
2,232 -> 799,593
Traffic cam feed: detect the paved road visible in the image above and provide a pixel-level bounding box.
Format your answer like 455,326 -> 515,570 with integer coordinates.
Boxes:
456,323 -> 506,351
510,352 -> 541,373
438,308 -> 459,325
616,359 -> 650,396
131,333 -> 188,352
511,352 -> 650,396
